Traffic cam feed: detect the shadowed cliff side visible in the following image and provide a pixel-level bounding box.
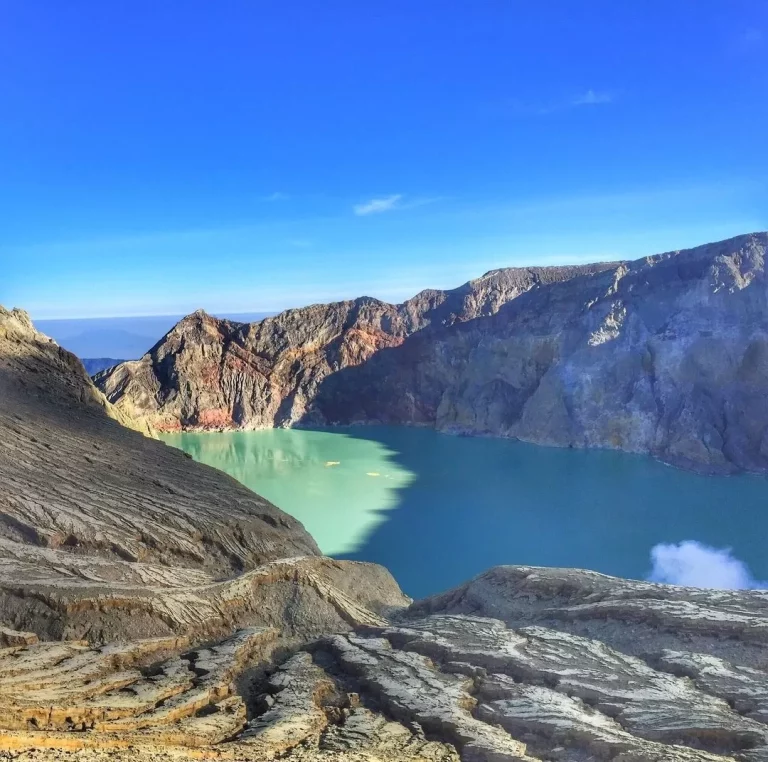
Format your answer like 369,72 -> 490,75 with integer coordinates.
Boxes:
304,232 -> 768,474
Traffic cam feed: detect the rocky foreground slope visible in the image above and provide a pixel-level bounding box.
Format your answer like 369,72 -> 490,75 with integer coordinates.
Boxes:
8,306 -> 768,761
0,306 -> 405,645
5,566 -> 768,761
97,232 -> 768,475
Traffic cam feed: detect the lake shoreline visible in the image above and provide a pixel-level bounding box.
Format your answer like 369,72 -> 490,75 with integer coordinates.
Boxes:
159,418 -> 754,478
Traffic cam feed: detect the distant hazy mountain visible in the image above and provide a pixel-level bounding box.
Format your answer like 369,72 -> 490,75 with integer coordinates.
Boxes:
36,312 -> 271,360
81,357 -> 125,376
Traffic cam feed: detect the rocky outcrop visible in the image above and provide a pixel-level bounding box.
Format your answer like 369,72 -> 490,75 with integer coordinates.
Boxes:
0,306 -> 408,647
0,305 -> 320,578
96,232 -> 768,474
6,566 -> 768,761
0,548 -> 408,644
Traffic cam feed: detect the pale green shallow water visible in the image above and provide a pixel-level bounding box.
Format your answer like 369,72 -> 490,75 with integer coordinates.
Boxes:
163,428 -> 416,556
162,426 -> 768,598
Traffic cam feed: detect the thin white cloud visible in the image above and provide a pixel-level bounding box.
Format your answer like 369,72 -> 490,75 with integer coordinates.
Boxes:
647,540 -> 767,589
354,194 -> 403,216
507,89 -> 615,116
260,192 -> 289,202
353,194 -> 443,216
571,89 -> 613,106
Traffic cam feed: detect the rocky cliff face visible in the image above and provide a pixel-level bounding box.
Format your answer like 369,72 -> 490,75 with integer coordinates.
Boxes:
96,232 -> 768,474
94,261 -> 614,431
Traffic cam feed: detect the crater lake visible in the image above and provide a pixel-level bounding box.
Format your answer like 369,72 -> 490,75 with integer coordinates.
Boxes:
161,426 -> 768,598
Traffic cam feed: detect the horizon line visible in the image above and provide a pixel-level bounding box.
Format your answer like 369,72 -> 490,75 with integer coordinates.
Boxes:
25,229 -> 768,321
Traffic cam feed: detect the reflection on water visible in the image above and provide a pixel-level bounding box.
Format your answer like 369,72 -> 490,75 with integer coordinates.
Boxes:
163,426 -> 768,599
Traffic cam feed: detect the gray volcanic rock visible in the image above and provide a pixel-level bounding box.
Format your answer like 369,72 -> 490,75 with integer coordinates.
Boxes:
0,305 -> 320,576
323,232 -> 768,475
6,566 -> 768,761
94,262 -> 614,431
96,232 -> 768,474
0,306 -> 410,647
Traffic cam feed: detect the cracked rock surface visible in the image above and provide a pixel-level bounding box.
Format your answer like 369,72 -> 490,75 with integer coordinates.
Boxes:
6,568 -> 768,761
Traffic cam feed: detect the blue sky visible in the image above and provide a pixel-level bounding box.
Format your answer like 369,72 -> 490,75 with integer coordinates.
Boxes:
1,1 -> 766,319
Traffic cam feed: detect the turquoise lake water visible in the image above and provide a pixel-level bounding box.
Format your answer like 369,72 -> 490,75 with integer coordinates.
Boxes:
162,426 -> 768,598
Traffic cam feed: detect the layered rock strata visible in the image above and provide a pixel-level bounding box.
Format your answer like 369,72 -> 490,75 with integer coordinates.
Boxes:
5,567 -> 768,761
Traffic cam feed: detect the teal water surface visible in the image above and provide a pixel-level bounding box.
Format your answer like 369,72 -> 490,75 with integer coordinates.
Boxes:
162,426 -> 768,598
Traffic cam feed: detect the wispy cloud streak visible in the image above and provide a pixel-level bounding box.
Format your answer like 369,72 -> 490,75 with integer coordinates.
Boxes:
354,194 -> 404,216
571,89 -> 613,106
353,194 -> 442,216
508,89 -> 615,116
